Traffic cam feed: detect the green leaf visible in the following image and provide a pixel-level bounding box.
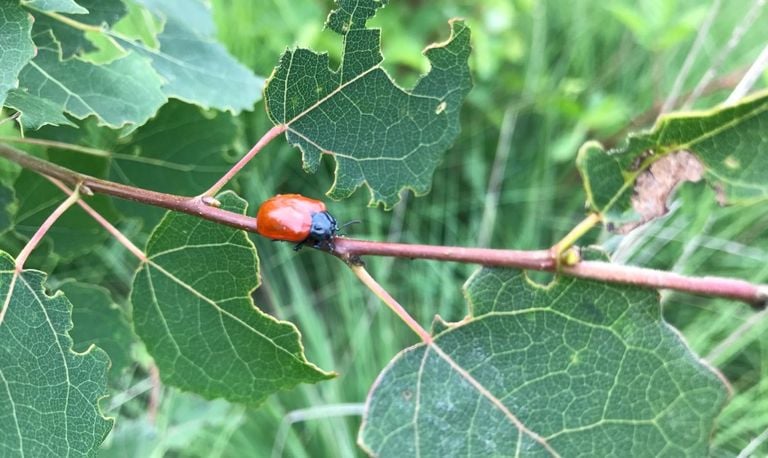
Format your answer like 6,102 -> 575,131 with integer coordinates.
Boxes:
119,0 -> 264,113
109,101 -> 240,228
30,0 -> 127,59
130,192 -> 333,405
13,32 -> 166,129
264,0 -> 472,208
60,281 -> 135,378
0,3 -> 35,108
577,91 -> 768,231
21,0 -> 88,14
5,89 -> 77,130
0,251 -> 112,456
360,269 -> 728,456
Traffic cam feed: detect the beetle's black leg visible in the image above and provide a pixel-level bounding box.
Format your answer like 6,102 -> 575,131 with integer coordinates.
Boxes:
293,241 -> 305,251
311,238 -> 335,253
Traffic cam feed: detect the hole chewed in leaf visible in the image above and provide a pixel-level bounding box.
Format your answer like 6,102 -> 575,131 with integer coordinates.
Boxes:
577,92 -> 768,231
618,150 -> 705,234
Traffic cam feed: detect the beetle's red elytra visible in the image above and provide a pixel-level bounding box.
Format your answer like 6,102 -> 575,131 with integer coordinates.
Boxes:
255,194 -> 338,249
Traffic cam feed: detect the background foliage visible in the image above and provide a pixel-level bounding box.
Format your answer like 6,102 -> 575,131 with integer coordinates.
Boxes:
1,0 -> 767,456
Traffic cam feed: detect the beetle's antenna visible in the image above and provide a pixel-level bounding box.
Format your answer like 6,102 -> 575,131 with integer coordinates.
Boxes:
338,220 -> 362,233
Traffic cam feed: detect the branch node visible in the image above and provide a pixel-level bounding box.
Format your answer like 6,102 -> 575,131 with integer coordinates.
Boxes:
561,247 -> 581,267
201,196 -> 222,207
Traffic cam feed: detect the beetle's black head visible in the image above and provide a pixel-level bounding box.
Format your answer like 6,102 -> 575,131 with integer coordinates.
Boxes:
308,211 -> 338,243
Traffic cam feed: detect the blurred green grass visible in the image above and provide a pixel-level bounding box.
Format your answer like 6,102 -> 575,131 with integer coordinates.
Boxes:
105,0 -> 768,456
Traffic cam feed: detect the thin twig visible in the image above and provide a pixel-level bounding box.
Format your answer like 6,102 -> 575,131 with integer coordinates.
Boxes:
201,123 -> 287,197
1,185 -> 82,325
350,265 -> 432,343
47,177 -> 148,262
15,185 -> 82,272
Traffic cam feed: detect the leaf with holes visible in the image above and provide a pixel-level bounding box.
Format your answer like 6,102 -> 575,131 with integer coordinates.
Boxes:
360,268 -> 728,456
0,251 -> 112,456
577,90 -> 768,232
109,101 -> 241,228
264,0 -> 472,208
130,192 -> 333,404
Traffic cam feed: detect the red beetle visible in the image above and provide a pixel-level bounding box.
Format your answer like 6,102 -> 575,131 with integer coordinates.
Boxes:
256,194 -> 339,250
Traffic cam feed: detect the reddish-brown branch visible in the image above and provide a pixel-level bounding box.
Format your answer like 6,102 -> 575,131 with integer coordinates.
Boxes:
0,144 -> 257,232
333,238 -> 768,306
1,143 -> 766,307
351,265 -> 432,343
561,261 -> 766,305
201,123 -> 287,197
333,238 -> 555,270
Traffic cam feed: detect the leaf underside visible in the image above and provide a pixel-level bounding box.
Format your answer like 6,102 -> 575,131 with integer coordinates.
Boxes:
264,0 -> 472,208
360,269 -> 728,457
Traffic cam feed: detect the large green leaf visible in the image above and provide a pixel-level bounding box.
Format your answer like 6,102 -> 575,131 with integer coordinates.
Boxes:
60,281 -> 135,378
0,3 -> 35,108
109,101 -> 240,228
0,251 -> 112,456
10,33 -> 167,129
577,91 -> 768,230
130,192 -> 333,405
120,0 -> 264,113
360,268 -> 728,456
264,0 -> 472,208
